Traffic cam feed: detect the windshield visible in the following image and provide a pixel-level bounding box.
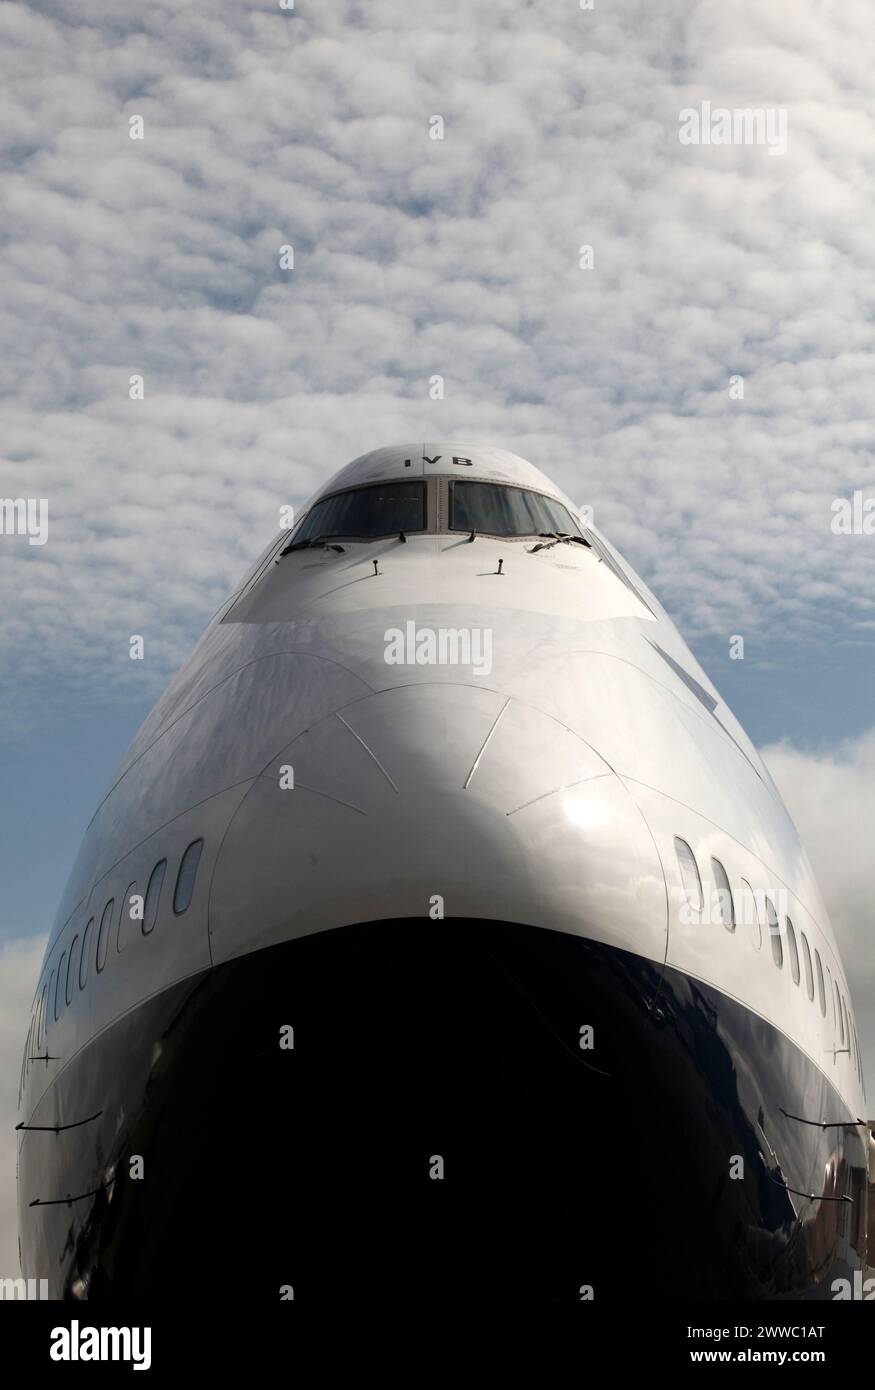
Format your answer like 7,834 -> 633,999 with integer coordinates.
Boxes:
293,481 -> 427,543
450,481 -> 582,537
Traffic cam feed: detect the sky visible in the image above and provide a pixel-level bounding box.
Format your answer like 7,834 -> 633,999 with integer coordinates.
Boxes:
1,0 -> 874,1276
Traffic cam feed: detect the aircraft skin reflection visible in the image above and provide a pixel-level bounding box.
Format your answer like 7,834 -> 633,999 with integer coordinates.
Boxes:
17,442 -> 868,1300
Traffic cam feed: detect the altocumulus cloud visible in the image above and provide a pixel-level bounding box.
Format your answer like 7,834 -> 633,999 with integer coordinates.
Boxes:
1,0 -> 875,724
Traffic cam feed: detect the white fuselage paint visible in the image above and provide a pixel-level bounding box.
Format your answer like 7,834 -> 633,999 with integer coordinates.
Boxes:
18,441 -> 866,1141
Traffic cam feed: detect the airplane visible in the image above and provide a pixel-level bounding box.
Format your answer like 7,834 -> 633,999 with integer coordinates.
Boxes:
16,441 -> 869,1300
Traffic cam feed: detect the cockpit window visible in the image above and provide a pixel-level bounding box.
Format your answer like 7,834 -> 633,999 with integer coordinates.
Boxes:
292,481 -> 426,544
449,481 -> 581,538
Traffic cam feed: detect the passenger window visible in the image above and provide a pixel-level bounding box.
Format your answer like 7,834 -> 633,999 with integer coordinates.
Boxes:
80,918 -> 94,989
800,932 -> 814,1001
66,936 -> 80,1006
117,885 -> 138,953
711,859 -> 734,931
826,965 -> 835,1029
674,837 -> 703,912
54,956 -> 66,1020
739,878 -> 761,948
96,899 -> 114,971
765,897 -> 782,968
22,1019 -> 33,1085
173,840 -> 204,915
814,949 -> 826,1015
785,919 -> 800,986
142,860 -> 167,935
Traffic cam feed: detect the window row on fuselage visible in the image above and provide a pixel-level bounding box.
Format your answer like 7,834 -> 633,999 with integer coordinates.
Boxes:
673,836 -> 863,1088
20,839 -> 204,1100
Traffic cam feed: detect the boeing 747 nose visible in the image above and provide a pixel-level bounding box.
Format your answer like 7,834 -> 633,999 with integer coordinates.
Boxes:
17,442 -> 868,1300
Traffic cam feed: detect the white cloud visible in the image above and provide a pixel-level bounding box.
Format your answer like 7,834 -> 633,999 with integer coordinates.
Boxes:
0,935 -> 47,1282
0,0 -> 874,725
763,728 -> 875,1101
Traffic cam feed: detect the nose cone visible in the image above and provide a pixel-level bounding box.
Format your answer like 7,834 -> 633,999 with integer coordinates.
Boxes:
208,684 -> 668,966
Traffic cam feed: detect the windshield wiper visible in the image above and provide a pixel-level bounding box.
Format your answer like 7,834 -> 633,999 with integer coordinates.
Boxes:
527,532 -> 592,553
278,536 -> 346,558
